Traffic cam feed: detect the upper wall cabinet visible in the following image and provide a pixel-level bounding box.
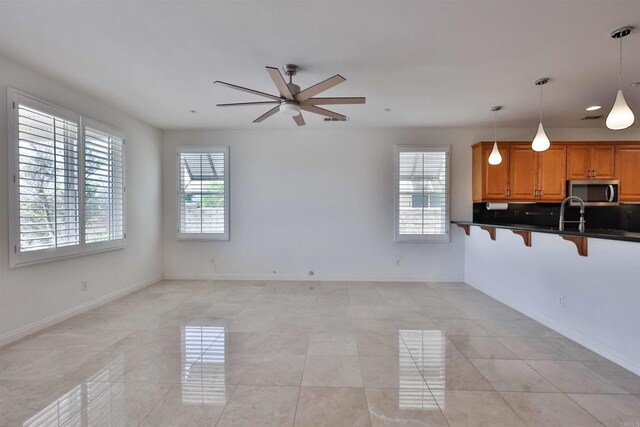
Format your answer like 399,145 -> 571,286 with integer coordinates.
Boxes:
509,145 -> 566,201
471,141 -> 640,204
472,143 -> 509,201
537,146 -> 567,201
567,144 -> 616,180
616,146 -> 640,202
508,145 -> 538,200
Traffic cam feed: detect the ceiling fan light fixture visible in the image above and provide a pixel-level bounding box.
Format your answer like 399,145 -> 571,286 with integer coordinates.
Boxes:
279,102 -> 301,117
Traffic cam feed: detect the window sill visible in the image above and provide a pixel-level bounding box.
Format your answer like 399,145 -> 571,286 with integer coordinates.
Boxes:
9,244 -> 125,269
177,235 -> 230,242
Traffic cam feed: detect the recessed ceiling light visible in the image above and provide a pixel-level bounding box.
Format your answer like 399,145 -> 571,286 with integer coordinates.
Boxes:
384,108 -> 391,112
189,109 -> 197,113
632,82 -> 640,87
585,105 -> 602,111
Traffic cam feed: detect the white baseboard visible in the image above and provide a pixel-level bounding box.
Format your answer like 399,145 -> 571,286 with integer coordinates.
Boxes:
466,277 -> 640,376
0,275 -> 163,348
163,273 -> 465,283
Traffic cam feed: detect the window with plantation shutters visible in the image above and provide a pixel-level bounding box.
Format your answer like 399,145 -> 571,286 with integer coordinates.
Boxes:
395,145 -> 450,242
177,146 -> 229,240
8,89 -> 126,267
84,120 -> 125,247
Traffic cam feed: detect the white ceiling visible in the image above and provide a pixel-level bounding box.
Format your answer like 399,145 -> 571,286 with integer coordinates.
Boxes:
1,0 -> 639,130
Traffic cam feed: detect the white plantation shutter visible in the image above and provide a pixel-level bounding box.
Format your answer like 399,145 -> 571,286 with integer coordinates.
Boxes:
395,146 -> 450,242
84,120 -> 125,247
178,146 -> 229,240
12,94 -> 81,264
8,89 -> 126,267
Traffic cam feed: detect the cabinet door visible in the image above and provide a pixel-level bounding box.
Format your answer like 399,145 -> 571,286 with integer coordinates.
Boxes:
538,146 -> 566,201
566,146 -> 590,180
591,145 -> 616,179
616,146 -> 640,202
509,146 -> 537,200
483,144 -> 509,200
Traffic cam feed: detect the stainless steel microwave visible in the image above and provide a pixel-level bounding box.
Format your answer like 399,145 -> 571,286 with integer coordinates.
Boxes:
568,180 -> 619,206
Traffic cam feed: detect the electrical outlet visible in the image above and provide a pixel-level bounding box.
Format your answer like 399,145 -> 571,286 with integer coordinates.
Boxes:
557,296 -> 564,307
81,281 -> 88,291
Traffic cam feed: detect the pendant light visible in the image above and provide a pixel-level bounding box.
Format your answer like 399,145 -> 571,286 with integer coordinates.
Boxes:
532,78 -> 551,152
488,106 -> 503,165
606,26 -> 635,130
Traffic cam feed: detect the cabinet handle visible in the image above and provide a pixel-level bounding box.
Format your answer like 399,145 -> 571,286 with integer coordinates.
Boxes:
592,170 -> 596,179
539,189 -> 543,197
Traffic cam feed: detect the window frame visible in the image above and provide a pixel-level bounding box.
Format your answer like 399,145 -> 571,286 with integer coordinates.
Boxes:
176,146 -> 230,241
394,145 -> 451,243
7,88 -> 126,268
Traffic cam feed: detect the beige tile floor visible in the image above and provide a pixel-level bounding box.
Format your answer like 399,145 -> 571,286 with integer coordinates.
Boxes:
0,280 -> 639,426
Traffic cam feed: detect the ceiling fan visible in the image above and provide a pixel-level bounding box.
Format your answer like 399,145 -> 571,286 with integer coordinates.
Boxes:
214,64 -> 366,126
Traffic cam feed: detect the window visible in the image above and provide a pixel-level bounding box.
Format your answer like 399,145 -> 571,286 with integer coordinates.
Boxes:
395,145 -> 450,242
177,146 -> 229,240
83,120 -> 125,249
8,89 -> 126,267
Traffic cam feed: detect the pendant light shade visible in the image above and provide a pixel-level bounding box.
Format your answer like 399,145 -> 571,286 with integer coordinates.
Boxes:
532,122 -> 551,152
606,89 -> 635,130
488,106 -> 503,165
488,143 -> 502,165
532,78 -> 550,152
607,26 -> 635,130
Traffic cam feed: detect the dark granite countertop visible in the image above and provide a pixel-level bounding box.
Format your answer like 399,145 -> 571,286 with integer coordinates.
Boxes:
451,221 -> 640,243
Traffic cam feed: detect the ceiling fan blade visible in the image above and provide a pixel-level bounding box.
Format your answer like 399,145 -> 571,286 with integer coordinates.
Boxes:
295,74 -> 346,102
301,97 -> 366,105
300,105 -> 346,120
214,80 -> 281,101
253,106 -> 280,123
266,67 -> 294,100
217,101 -> 280,107
293,113 -> 305,126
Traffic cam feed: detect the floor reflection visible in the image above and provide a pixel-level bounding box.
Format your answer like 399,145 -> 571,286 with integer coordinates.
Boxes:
181,322 -> 226,405
23,355 -> 124,427
399,330 -> 445,409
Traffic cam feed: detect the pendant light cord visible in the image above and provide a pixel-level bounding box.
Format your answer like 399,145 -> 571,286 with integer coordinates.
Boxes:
494,109 -> 498,143
539,83 -> 543,123
619,37 -> 623,89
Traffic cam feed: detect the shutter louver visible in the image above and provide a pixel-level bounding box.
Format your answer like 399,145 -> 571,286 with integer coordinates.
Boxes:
397,147 -> 449,240
17,104 -> 80,252
84,125 -> 124,244
179,148 -> 228,239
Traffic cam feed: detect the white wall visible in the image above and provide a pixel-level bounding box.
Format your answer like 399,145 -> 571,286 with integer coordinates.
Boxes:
162,127 -> 632,282
162,128 -> 473,282
465,228 -> 640,375
0,56 -> 164,344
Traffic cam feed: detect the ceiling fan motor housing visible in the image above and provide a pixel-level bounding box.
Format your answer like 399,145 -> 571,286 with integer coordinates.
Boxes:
286,83 -> 301,96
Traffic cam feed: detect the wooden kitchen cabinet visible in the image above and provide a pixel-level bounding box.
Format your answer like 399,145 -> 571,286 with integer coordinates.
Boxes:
567,144 -> 615,180
472,143 -> 509,201
537,146 -> 566,201
508,145 -> 537,200
470,141 -> 640,203
616,145 -> 640,202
